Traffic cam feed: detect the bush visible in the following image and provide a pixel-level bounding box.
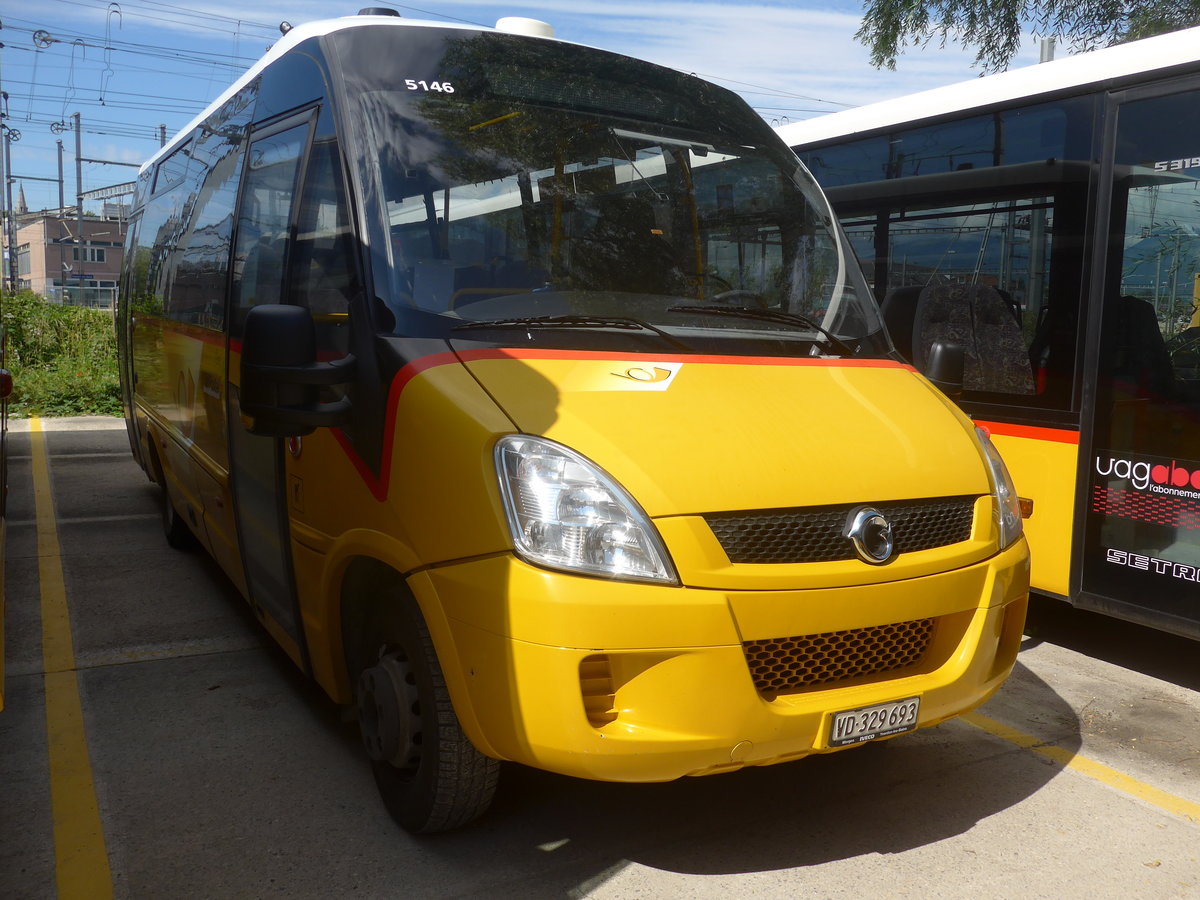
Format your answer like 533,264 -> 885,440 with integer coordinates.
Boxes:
1,289 -> 122,417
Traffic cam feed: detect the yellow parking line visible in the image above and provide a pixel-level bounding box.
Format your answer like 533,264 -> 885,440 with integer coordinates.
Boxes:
31,417 -> 114,899
962,711 -> 1200,826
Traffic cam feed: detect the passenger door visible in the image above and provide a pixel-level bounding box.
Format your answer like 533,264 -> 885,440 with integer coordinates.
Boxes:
1078,78 -> 1200,636
227,115 -> 313,661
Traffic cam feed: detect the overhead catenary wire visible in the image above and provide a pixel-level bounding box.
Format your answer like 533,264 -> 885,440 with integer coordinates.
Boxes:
6,79 -> 210,107
4,19 -> 261,68
41,0 -> 277,41
18,114 -> 168,140
7,88 -> 209,115
6,3 -> 864,210
72,0 -> 279,32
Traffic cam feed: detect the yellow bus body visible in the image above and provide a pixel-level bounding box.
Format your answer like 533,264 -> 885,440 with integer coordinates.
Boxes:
117,16 -> 1035,830
132,321 -> 1029,781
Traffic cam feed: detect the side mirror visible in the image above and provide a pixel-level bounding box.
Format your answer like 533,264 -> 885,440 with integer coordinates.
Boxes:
925,341 -> 965,401
0,370 -> 12,401
240,304 -> 355,437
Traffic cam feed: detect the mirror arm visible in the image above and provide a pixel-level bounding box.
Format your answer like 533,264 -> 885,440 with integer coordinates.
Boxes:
243,354 -> 357,386
244,396 -> 352,429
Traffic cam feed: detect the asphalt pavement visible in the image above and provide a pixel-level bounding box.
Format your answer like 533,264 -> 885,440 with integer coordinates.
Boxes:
1,416 -> 1197,899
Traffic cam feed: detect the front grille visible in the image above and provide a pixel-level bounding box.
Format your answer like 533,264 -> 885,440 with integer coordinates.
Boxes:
705,496 -> 976,564
744,618 -> 935,696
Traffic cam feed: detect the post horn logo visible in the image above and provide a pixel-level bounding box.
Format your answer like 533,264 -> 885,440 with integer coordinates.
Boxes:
844,506 -> 896,565
612,366 -> 674,383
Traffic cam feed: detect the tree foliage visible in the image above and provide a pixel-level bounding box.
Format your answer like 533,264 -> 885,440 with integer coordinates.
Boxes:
857,0 -> 1200,72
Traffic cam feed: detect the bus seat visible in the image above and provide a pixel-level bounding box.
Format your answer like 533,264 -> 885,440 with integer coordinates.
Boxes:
1115,296 -> 1174,399
573,194 -> 683,294
973,286 -> 1035,394
294,245 -> 357,314
912,283 -> 974,371
248,234 -> 287,305
914,284 -> 1035,395
413,258 -> 487,311
878,285 -> 924,363
996,288 -> 1023,326
448,237 -> 487,267
492,257 -> 546,291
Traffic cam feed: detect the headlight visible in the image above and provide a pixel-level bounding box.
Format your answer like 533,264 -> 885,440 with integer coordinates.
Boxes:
495,435 -> 678,584
976,426 -> 1023,550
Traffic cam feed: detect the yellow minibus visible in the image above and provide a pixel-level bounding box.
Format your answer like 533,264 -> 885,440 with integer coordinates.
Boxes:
119,11 -> 1030,832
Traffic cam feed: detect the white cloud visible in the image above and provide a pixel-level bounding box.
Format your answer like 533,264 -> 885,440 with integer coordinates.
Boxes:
97,144 -> 146,165
8,0 -> 1055,210
411,0 -> 1011,109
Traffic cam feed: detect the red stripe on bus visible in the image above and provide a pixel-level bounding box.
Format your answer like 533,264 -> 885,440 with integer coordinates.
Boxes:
975,420 -> 1080,444
140,315 -> 227,348
330,351 -> 461,502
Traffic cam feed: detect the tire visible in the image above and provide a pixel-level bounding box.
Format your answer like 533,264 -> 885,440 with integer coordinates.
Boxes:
158,479 -> 194,550
353,593 -> 499,834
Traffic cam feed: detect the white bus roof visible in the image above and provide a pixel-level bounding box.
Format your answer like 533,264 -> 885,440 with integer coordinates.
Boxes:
140,14 -> 554,176
777,25 -> 1200,147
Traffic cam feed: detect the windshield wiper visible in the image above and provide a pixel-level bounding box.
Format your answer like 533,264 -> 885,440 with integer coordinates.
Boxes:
452,314 -> 692,352
667,305 -> 858,357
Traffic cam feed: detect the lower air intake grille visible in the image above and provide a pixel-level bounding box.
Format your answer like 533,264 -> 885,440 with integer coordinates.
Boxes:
744,618 -> 935,696
706,496 -> 976,564
580,654 -> 618,727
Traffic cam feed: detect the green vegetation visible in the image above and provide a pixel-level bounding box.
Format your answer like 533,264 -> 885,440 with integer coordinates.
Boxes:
1,289 -> 122,417
858,0 -> 1200,72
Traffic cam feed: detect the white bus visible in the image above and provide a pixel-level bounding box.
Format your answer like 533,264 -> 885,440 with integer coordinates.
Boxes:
780,27 -> 1200,639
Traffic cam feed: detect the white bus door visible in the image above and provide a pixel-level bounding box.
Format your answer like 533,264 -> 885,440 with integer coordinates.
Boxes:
1080,78 -> 1200,637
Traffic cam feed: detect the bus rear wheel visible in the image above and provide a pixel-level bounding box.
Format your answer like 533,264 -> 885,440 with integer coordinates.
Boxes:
146,437 -> 194,550
353,598 -> 499,834
157,475 -> 194,550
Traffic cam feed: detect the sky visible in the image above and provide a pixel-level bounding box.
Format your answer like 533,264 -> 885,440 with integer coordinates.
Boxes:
0,0 -> 1053,212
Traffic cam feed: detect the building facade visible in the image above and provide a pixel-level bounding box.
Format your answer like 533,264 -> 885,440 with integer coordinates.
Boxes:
6,209 -> 127,308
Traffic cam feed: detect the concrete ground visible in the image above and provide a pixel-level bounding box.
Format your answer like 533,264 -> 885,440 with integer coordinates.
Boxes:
1,416 -> 1197,899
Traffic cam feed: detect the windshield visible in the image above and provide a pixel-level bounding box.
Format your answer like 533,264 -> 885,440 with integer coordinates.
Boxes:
333,27 -> 886,358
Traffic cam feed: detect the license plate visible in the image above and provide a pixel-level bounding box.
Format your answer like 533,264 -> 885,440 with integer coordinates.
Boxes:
828,697 -> 920,747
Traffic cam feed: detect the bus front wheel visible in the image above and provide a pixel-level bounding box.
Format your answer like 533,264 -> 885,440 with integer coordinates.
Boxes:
353,596 -> 499,834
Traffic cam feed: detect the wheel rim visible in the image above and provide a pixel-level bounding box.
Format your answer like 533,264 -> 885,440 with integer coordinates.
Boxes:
357,650 -> 422,771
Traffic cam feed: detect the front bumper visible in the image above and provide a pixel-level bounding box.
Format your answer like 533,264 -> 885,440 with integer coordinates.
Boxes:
412,538 -> 1029,782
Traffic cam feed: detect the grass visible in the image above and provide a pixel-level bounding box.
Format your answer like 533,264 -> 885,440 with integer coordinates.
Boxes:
1,289 -> 122,417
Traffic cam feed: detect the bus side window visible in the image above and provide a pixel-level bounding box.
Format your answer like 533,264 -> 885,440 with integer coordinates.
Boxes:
171,106 -> 251,331
286,136 -> 360,360
850,194 -> 1055,400
230,123 -> 310,337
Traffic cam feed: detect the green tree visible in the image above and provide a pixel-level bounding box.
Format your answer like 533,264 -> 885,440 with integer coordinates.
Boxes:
857,0 -> 1200,72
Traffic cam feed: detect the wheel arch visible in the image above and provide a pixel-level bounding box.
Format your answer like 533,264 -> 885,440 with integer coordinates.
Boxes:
335,555 -> 502,760
142,423 -> 165,486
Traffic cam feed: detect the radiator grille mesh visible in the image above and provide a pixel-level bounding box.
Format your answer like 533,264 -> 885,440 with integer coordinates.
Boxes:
706,497 -> 976,564
744,618 -> 935,696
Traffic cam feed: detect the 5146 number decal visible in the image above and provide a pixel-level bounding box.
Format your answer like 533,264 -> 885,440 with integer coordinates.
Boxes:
405,79 -> 455,93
